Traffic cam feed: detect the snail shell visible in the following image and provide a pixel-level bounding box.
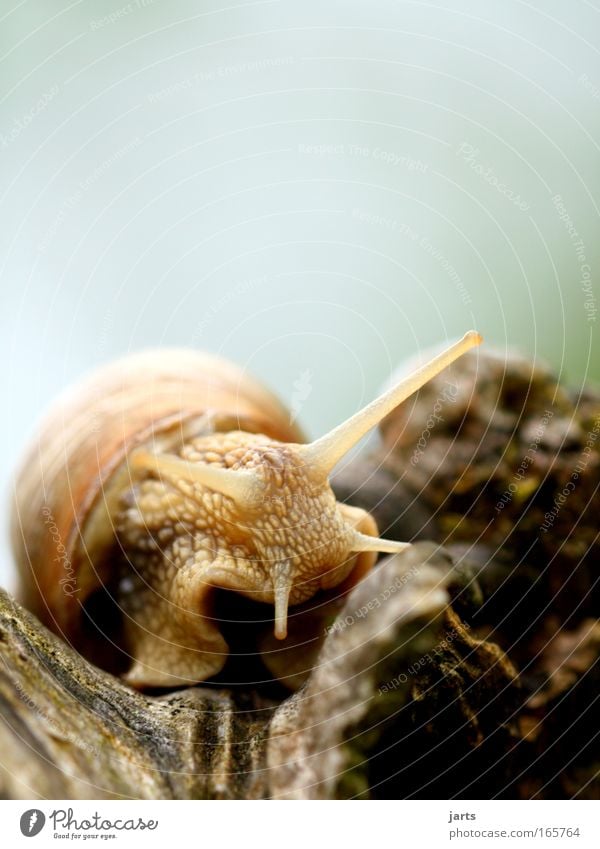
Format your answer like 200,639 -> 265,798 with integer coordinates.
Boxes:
12,351 -> 300,674
11,335 -> 481,689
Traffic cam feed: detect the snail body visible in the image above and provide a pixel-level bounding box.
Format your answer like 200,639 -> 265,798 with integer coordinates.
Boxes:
11,334 -> 481,688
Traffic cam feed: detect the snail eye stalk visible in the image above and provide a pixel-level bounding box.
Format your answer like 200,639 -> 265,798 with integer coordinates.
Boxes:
297,331 -> 482,478
130,450 -> 265,508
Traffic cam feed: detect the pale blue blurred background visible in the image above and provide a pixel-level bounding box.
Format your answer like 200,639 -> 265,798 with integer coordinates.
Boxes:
1,0 -> 599,587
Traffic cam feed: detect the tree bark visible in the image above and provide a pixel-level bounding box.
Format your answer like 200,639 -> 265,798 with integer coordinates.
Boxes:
0,543 -> 518,799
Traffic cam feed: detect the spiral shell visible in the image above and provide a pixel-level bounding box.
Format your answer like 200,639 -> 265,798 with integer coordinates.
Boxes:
11,349 -> 302,646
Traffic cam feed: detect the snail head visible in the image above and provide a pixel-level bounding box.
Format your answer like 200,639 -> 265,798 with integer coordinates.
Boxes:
132,331 -> 482,641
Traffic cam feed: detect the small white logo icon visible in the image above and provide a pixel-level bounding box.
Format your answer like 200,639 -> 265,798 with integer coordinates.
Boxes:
290,369 -> 313,424
20,809 -> 46,837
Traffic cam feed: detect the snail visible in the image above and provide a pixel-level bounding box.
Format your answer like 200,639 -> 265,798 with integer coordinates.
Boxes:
11,332 -> 481,688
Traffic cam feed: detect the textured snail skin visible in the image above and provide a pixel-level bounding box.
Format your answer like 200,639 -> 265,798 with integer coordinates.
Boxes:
11,334 -> 481,689
115,431 -> 377,687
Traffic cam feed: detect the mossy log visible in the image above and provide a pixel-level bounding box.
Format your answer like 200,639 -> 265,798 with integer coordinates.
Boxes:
333,348 -> 600,798
0,543 -> 518,799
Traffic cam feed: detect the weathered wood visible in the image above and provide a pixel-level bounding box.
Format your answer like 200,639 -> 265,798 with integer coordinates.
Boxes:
0,586 -> 268,799
1,543 -> 520,799
333,348 -> 600,799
